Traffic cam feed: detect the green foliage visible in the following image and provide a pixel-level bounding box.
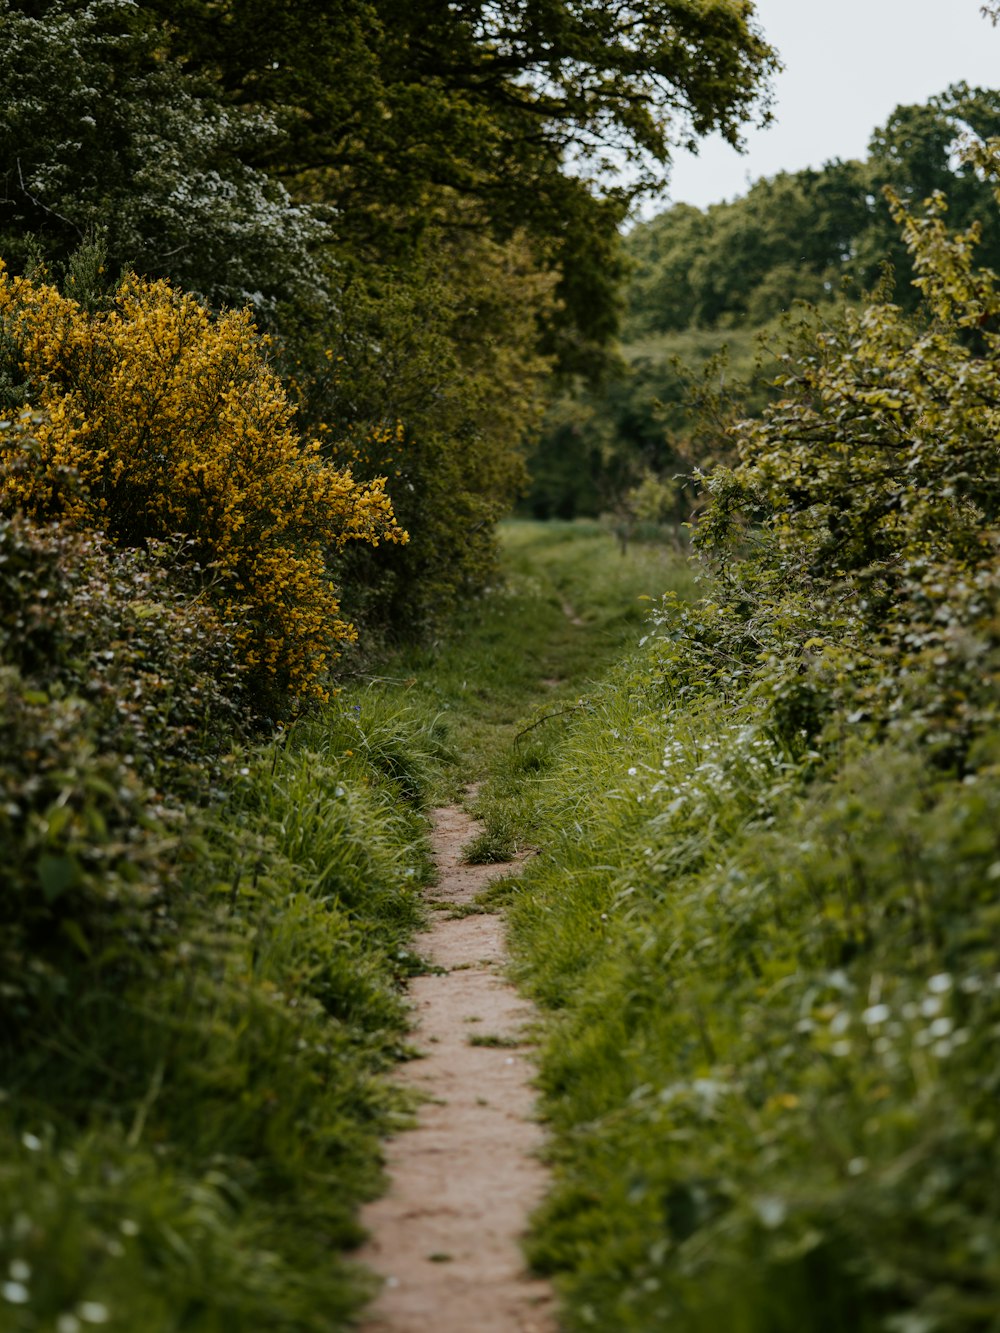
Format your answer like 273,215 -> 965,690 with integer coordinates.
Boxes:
143,0 -> 777,378
0,0 -> 327,319
626,84 -> 1000,337
290,225 -> 557,637
524,326 -> 780,521
0,509 -> 250,1033
532,84 -> 1000,541
0,694 -> 433,1331
693,169 -> 1000,764
505,142 -> 1000,1333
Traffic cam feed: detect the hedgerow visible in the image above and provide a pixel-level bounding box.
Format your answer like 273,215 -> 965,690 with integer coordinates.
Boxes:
509,147 -> 1000,1331
0,539 -> 444,1327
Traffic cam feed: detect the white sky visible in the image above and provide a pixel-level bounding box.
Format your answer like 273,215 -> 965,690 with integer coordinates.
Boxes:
659,0 -> 1000,211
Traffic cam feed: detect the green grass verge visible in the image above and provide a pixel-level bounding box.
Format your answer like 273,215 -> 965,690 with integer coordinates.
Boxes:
375,518 -> 697,810
0,690 -> 443,1332
505,644 -> 1000,1332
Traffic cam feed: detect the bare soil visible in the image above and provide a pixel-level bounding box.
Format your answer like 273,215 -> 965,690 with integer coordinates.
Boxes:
355,803 -> 557,1333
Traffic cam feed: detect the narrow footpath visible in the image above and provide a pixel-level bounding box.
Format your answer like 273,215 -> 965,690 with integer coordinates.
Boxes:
356,802 -> 557,1333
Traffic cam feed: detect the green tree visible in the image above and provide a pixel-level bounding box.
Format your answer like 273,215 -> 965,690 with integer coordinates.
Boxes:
143,0 -> 779,375
0,0 -> 327,318
861,82 -> 1000,301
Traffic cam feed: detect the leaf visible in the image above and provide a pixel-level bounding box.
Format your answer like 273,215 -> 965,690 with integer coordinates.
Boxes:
37,853 -> 81,903
59,918 -> 92,957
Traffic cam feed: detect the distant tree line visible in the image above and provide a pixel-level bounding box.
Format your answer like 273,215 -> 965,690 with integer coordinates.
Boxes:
525,84 -> 1000,523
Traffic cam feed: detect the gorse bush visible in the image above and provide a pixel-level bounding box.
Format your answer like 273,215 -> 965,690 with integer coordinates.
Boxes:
0,265 -> 406,701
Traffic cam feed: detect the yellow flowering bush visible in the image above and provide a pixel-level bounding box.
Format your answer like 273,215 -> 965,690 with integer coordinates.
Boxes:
0,265 -> 406,699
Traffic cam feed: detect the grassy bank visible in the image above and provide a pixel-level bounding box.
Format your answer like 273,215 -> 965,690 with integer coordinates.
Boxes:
506,643 -> 1000,1330
0,693 -> 444,1331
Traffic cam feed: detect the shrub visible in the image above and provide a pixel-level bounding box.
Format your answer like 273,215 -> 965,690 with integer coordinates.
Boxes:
687,165 -> 1000,765
0,266 -> 406,702
508,143 -> 1000,1333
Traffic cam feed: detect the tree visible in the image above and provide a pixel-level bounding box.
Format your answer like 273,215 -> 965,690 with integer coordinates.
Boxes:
862,83 -> 1000,300
142,0 -> 779,374
624,85 -> 1000,338
0,0 -> 327,319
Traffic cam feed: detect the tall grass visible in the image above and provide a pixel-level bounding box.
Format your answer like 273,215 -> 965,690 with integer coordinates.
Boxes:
0,692 -> 443,1332
506,637 -> 1000,1333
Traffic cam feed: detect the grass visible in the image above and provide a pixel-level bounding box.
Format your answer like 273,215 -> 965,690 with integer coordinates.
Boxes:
0,691 -> 438,1332
500,606 -> 1000,1333
370,518 -> 697,799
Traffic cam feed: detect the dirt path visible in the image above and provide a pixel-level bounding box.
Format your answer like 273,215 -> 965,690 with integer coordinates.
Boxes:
356,803 -> 557,1333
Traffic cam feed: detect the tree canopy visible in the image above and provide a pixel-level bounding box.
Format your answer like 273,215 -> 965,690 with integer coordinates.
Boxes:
525,81 -> 1000,527
0,0 -> 779,632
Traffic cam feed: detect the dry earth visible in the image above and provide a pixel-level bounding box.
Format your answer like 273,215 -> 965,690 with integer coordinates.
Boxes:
356,803 -> 558,1333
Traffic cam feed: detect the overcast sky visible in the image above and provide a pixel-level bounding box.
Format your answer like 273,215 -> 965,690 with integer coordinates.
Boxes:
659,0 -> 1000,211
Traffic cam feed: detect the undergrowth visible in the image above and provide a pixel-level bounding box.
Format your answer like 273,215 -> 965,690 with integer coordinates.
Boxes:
0,690 -> 444,1332
504,175 -> 1000,1332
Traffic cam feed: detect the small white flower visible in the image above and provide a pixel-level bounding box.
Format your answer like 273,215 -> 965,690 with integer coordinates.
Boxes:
78,1302 -> 110,1324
